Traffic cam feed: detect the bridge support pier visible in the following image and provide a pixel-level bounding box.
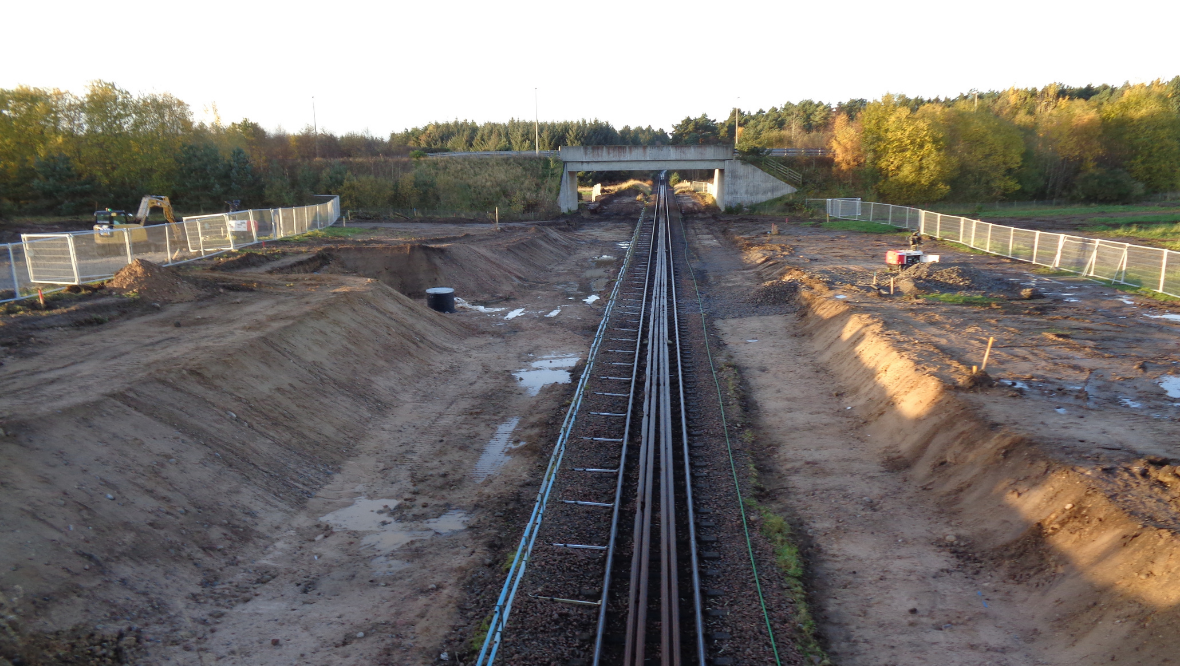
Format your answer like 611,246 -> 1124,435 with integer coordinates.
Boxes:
559,170 -> 579,213
712,168 -> 726,210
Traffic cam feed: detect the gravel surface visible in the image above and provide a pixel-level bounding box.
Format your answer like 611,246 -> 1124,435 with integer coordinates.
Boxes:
491,206 -> 804,665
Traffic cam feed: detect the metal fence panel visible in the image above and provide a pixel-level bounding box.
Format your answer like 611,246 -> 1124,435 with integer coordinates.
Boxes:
825,199 -> 1180,299
3,196 -> 340,303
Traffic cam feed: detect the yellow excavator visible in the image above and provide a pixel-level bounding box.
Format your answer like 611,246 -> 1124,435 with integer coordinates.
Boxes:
93,195 -> 175,244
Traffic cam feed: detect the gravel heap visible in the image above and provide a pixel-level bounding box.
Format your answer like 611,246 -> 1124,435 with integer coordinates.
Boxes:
745,278 -> 800,306
898,263 -> 1018,295
105,259 -> 206,303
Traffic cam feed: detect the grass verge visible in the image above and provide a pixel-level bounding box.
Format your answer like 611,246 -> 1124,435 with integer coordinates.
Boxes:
919,293 -> 1004,306
745,457 -> 832,666
282,227 -> 369,242
820,219 -> 904,234
1090,279 -> 1180,303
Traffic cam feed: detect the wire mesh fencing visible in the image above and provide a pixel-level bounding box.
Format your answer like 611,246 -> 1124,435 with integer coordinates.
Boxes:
825,198 -> 1180,298
1,197 -> 340,304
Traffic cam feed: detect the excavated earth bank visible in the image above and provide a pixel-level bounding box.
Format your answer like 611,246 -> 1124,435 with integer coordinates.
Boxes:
699,219 -> 1180,665
0,221 -> 633,665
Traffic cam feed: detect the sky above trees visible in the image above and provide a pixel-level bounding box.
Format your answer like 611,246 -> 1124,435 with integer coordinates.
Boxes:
2,0 -> 1176,136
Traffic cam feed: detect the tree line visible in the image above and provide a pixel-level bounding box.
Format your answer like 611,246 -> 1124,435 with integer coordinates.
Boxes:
673,80 -> 1180,204
3,78 -> 1178,218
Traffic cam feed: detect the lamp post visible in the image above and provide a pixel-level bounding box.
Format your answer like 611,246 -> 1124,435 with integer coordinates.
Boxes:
734,97 -> 740,152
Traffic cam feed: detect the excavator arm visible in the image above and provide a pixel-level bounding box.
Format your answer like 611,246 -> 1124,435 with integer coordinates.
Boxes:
134,195 -> 175,225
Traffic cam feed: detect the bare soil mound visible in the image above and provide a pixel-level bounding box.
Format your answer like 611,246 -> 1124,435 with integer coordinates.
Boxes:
105,259 -> 206,303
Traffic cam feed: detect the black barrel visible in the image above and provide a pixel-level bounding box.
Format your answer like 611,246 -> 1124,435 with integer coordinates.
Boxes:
425,287 -> 456,313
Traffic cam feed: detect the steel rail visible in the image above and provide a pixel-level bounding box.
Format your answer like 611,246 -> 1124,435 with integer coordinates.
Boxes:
592,197 -> 660,666
665,180 -> 708,666
475,206 -> 649,666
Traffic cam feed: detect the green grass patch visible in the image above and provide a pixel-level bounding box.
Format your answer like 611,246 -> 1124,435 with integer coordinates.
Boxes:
1090,279 -> 1180,303
939,240 -> 989,255
932,204 -> 1179,219
1086,213 -> 1180,226
282,226 -> 369,242
1031,266 -> 1076,276
820,219 -> 904,234
467,613 -> 492,655
919,293 -> 1003,306
745,495 -> 832,666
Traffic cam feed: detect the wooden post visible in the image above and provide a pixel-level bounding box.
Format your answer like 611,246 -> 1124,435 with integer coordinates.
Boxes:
980,337 -> 995,372
890,276 -> 895,295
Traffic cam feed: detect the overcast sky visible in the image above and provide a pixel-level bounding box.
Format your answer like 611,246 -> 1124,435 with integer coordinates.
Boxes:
3,0 -> 1177,137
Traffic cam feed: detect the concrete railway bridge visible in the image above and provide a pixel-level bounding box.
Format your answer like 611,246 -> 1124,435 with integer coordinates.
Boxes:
430,145 -> 798,212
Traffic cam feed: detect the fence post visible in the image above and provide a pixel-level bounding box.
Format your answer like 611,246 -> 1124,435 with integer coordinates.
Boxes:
250,210 -> 258,243
936,213 -> 942,238
868,201 -> 874,221
1117,244 -> 1129,283
1053,235 -> 1065,269
224,215 -> 235,251
1009,227 -> 1015,257
970,220 -> 977,247
165,224 -> 172,264
986,224 -> 993,252
959,217 -> 965,243
67,235 -> 80,285
1083,240 -> 1100,277
123,228 -> 133,265
1161,250 -> 1170,293
888,205 -> 893,225
7,244 -> 20,299
1032,231 -> 1041,264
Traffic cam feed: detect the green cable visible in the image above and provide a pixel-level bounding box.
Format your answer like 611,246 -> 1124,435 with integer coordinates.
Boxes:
675,212 -> 783,665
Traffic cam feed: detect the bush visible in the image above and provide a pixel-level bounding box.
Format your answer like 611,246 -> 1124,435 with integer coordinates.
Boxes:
1074,168 -> 1145,204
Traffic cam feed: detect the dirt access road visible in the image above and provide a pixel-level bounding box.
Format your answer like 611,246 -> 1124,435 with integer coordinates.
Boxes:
686,215 -> 1180,665
0,220 -> 633,665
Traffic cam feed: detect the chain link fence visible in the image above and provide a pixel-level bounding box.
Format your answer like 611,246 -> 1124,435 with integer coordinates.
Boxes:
825,198 -> 1180,298
1,197 -> 340,303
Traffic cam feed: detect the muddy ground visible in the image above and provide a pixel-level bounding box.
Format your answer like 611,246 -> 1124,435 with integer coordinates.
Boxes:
695,217 -> 1180,665
4,206 -> 1180,666
0,220 -> 632,665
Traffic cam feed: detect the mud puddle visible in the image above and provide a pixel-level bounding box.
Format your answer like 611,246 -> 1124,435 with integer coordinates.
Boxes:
512,353 -> 579,395
319,498 -> 471,561
471,417 -> 525,482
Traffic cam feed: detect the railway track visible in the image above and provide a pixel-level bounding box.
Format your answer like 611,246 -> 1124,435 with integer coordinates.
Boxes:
476,176 -> 786,666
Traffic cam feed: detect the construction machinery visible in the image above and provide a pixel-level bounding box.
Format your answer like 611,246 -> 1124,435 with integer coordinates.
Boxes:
93,196 -> 175,244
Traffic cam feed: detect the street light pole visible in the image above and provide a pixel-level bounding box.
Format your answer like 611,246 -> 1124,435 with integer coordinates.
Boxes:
734,97 -> 740,152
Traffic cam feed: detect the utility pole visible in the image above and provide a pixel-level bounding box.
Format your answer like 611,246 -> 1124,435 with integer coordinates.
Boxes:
734,97 -> 741,151
312,96 -> 319,159
534,88 -> 539,155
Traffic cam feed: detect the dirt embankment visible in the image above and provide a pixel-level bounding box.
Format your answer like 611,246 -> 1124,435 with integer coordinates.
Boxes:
0,282 -> 467,664
265,226 -> 577,300
788,277 -> 1180,663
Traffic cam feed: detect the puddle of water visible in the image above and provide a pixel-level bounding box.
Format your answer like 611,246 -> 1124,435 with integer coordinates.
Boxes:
1159,376 -> 1180,399
545,307 -> 562,317
512,353 -> 580,395
1000,380 -> 1029,390
1120,299 -> 1135,305
583,294 -> 600,305
1055,407 -> 1068,414
834,294 -> 847,299
472,417 -> 524,481
504,308 -> 526,320
1064,298 -> 1081,303
1147,314 -> 1180,322
746,339 -> 759,343
455,297 -> 505,313
1120,398 -> 1143,409
319,499 -> 470,556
